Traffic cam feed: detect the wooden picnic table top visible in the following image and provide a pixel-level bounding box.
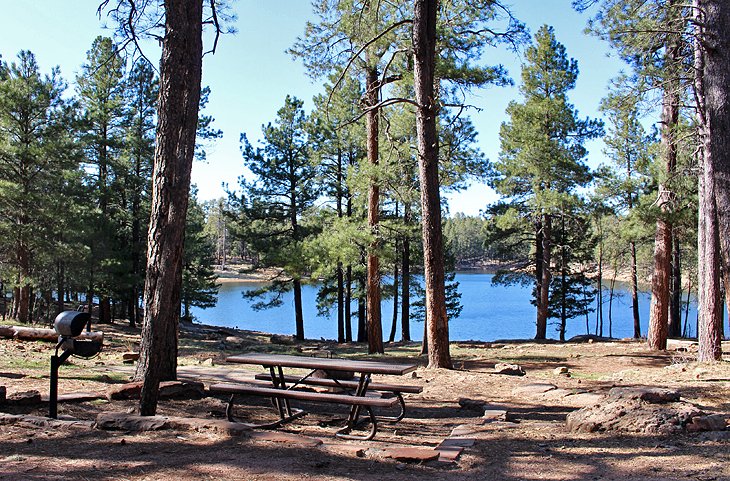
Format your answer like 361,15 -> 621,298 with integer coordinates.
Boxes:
226,352 -> 418,376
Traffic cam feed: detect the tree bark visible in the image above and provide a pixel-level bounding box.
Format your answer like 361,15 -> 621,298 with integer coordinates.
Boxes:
136,0 -> 203,416
414,0 -> 451,369
647,26 -> 680,351
365,59 -> 383,354
695,0 -> 727,361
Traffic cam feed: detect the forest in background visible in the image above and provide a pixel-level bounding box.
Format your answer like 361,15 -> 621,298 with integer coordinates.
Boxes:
0,1 -> 728,366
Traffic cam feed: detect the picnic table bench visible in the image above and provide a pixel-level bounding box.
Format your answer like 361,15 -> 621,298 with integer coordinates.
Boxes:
208,353 -> 420,440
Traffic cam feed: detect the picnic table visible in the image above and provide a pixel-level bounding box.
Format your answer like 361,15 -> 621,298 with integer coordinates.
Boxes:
209,352 -> 420,440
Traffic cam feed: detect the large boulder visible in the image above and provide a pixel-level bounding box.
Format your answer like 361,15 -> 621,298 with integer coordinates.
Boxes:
566,387 -> 726,434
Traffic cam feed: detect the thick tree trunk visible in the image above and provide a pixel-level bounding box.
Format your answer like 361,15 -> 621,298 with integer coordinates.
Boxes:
136,0 -> 203,416
536,215 -> 552,340
365,60 -> 383,354
647,31 -> 680,350
99,297 -> 112,324
414,0 -> 451,369
695,0 -> 727,361
697,150 -> 723,360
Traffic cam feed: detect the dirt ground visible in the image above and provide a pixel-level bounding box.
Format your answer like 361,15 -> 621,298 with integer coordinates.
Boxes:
1,321 -> 729,481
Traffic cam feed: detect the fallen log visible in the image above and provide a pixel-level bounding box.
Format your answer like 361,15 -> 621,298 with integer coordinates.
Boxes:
96,412 -> 253,435
0,325 -> 103,343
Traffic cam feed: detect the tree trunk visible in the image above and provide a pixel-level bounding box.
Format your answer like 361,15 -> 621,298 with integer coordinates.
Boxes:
365,59 -> 383,354
99,297 -> 112,324
293,278 -> 304,340
345,265 -> 352,342
414,0 -> 451,369
695,0 -> 727,361
357,270 -> 367,343
56,261 -> 65,315
536,215 -> 552,340
401,210 -> 411,342
337,263 -> 344,343
388,240 -> 399,343
630,241 -> 641,338
669,235 -> 682,337
136,0 -> 203,416
596,225 -> 603,337
647,30 -> 680,351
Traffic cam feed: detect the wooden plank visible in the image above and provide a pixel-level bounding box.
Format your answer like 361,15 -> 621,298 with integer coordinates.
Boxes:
254,373 -> 422,393
209,383 -> 399,408
226,353 -> 417,376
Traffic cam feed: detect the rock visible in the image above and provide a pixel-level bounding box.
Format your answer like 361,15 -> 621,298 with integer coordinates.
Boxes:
494,363 -> 525,376
270,334 -> 296,345
458,398 -> 487,412
511,383 -> 557,397
200,358 -> 215,366
108,381 -> 204,401
159,381 -> 205,400
7,390 -> 42,406
250,431 -> 322,447
608,387 -> 680,404
694,368 -> 710,380
383,447 -> 440,462
108,382 -> 142,400
553,366 -> 570,376
96,412 -> 252,435
225,336 -> 245,346
435,445 -> 463,462
566,391 -> 704,434
483,409 -> 510,422
122,352 -> 139,364
686,415 -> 728,432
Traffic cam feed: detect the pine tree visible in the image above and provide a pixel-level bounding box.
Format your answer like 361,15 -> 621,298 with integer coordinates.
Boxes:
597,85 -> 654,338
0,51 -> 79,323
76,36 -> 127,324
120,59 -> 157,327
232,96 -> 320,340
181,189 -> 219,321
491,25 -> 602,340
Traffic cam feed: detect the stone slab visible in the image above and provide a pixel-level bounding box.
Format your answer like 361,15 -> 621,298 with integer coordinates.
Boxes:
96,412 -> 252,435
41,392 -> 105,403
250,431 -> 323,447
383,447 -> 440,462
435,445 -> 463,462
440,437 -> 475,448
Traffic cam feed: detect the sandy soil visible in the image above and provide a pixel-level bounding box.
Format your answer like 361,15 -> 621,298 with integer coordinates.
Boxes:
0,321 -> 729,481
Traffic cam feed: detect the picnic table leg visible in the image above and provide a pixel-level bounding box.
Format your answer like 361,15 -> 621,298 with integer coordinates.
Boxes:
376,393 -> 407,423
267,365 -> 295,419
225,393 -> 306,428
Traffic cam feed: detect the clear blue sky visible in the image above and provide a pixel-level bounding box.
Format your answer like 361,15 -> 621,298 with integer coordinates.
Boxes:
1,1 -> 627,216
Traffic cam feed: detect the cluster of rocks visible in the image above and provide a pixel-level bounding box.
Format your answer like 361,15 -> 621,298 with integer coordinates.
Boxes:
566,387 -> 728,434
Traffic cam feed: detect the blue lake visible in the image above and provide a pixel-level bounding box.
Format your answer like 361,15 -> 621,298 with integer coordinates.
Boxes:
191,272 -> 698,342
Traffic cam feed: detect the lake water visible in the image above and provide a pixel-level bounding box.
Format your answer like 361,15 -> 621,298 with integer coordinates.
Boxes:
191,272 -> 698,342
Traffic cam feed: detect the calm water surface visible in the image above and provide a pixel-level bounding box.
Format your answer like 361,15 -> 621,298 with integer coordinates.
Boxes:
191,272 -> 698,342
